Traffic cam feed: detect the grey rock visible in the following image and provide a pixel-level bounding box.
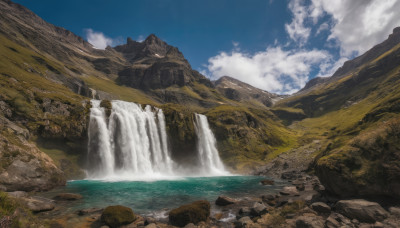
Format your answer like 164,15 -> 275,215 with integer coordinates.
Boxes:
22,196 -> 56,212
145,223 -> 159,228
183,223 -> 196,228
335,199 -> 388,223
280,186 -> 299,196
251,202 -> 268,216
234,216 -> 253,228
237,207 -> 251,219
215,196 -> 237,206
7,191 -> 28,198
295,215 -> 325,228
54,193 -> 83,201
388,207 -> 400,216
310,202 -> 331,214
77,208 -> 102,216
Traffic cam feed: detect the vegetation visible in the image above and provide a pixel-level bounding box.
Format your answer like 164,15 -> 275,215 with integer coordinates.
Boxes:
169,200 -> 211,227
101,205 -> 136,228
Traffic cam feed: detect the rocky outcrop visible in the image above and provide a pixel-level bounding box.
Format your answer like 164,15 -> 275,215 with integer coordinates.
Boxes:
316,118 -> 400,199
0,117 -> 65,191
335,199 -> 389,223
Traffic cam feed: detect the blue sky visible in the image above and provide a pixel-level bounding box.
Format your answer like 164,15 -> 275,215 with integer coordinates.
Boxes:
13,0 -> 400,94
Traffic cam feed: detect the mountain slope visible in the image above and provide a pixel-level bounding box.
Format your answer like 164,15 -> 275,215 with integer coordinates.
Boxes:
276,27 -> 400,199
0,0 -> 297,190
214,76 -> 283,107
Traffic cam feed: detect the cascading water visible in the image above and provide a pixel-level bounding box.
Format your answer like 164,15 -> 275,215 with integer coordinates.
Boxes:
193,113 -> 229,176
87,100 -> 229,180
87,100 -> 175,180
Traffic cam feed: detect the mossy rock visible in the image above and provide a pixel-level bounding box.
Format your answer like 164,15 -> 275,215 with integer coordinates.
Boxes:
100,99 -> 112,117
101,205 -> 136,228
169,200 -> 210,227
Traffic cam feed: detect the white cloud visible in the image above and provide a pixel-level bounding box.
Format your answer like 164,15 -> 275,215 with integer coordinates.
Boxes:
316,57 -> 348,78
316,22 -> 329,35
285,0 -> 311,46
85,29 -> 115,49
206,47 -> 330,94
302,0 -> 400,57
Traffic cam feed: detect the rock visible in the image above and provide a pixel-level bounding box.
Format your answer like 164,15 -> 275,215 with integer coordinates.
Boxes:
335,199 -> 388,223
237,207 -> 251,219
280,186 -> 299,196
260,179 -> 274,185
310,202 -> 331,214
54,193 -> 82,201
78,208 -> 102,216
144,217 -> 157,225
183,223 -> 197,228
389,207 -> 400,216
101,205 -> 136,228
145,223 -> 159,228
234,216 -> 253,228
313,184 -> 325,192
169,200 -> 210,227
325,215 -> 341,228
295,215 -> 325,228
250,202 -> 268,216
261,194 -> 276,201
22,196 -> 55,212
326,212 -> 354,228
215,196 -> 237,206
7,191 -> 28,198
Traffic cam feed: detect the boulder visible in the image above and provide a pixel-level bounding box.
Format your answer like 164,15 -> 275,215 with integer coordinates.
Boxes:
22,196 -> 55,213
54,193 -> 83,201
251,202 -> 268,217
237,207 -> 251,219
310,202 -> 331,214
234,216 -> 253,228
335,199 -> 388,223
215,196 -> 237,206
260,179 -> 274,185
295,215 -> 325,228
101,205 -> 136,228
280,186 -> 299,196
169,200 -> 210,227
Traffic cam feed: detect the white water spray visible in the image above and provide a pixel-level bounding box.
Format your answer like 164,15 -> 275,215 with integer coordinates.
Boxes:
87,100 -> 175,180
87,100 -> 229,180
193,113 -> 229,176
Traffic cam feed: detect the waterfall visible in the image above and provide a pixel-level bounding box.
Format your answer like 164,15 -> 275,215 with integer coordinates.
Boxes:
87,100 -> 175,180
87,100 -> 229,180
193,113 -> 229,176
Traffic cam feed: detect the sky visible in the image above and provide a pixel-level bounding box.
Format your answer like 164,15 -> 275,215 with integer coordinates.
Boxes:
13,0 -> 400,94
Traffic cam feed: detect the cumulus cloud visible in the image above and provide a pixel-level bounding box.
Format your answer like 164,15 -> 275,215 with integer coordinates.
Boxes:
206,47 -> 330,94
285,0 -> 311,46
85,29 -> 115,49
295,0 -> 400,57
205,0 -> 400,94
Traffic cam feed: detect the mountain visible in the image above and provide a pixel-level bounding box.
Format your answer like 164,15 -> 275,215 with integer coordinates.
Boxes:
0,0 -> 400,202
276,27 -> 400,199
214,76 -> 283,107
0,0 -> 295,192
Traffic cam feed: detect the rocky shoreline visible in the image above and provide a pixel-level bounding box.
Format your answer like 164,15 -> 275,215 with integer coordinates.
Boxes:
3,171 -> 399,228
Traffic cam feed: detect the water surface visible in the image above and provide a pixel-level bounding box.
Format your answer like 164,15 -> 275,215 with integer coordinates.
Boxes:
41,176 -> 285,216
